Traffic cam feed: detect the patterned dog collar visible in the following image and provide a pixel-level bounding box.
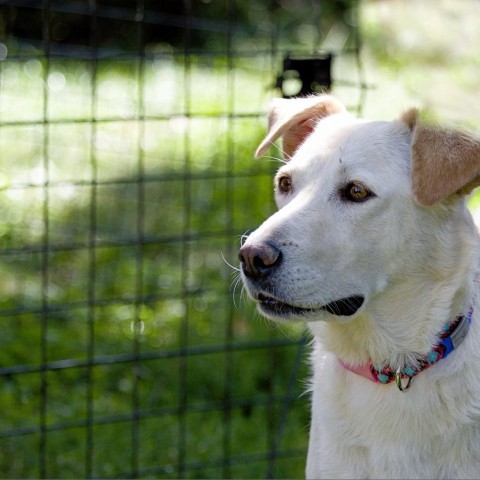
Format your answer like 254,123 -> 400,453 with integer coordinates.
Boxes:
338,308 -> 473,392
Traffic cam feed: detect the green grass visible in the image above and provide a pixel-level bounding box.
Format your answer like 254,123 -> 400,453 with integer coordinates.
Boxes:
0,52 -> 311,479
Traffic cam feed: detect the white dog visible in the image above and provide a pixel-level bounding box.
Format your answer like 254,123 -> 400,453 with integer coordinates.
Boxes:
239,95 -> 480,479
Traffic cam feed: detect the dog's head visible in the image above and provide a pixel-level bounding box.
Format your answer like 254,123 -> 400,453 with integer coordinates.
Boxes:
239,94 -> 480,323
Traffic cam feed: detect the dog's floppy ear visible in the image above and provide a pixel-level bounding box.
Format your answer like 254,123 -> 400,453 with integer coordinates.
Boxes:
404,109 -> 480,206
255,94 -> 346,159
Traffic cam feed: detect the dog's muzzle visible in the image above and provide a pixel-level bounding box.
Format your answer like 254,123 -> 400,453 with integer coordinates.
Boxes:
238,241 -> 365,318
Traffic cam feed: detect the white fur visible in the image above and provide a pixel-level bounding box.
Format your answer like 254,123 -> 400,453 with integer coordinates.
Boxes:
241,108 -> 480,478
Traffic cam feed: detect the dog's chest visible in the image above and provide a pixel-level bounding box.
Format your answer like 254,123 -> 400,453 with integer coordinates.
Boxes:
309,350 -> 480,477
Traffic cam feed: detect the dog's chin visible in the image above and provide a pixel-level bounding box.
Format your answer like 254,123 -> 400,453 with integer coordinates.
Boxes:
256,292 -> 365,321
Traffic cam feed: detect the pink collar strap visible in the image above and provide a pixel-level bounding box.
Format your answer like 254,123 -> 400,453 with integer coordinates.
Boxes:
338,308 -> 473,392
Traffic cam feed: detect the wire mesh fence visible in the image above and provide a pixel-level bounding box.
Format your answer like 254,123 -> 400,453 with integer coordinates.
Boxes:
0,1 -> 364,478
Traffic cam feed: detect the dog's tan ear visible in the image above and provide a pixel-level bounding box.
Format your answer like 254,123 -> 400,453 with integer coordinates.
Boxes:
406,111 -> 480,206
255,94 -> 346,159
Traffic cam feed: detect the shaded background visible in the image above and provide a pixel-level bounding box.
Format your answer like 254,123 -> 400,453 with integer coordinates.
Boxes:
0,0 -> 479,478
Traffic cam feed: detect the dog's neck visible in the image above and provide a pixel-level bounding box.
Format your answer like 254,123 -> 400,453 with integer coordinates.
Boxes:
310,207 -> 479,370
337,309 -> 472,390
313,280 -> 475,371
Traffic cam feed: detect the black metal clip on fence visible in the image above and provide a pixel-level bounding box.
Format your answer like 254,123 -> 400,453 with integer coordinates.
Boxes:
276,53 -> 332,98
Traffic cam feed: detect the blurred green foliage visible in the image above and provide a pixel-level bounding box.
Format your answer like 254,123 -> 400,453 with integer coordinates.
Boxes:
0,52 -> 309,478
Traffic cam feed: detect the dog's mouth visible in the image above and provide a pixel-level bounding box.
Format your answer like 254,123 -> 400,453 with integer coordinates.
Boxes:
257,293 -> 364,318
322,295 -> 365,316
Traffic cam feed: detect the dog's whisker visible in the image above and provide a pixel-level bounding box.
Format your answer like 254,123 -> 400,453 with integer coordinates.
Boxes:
239,230 -> 250,247
238,281 -> 248,305
232,282 -> 239,309
262,155 -> 288,165
235,229 -> 250,241
231,273 -> 244,309
221,251 -> 241,272
230,271 -> 241,290
233,230 -> 251,246
268,139 -> 292,162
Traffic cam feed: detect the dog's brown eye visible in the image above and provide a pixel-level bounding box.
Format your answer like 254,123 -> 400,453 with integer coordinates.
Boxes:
343,182 -> 373,203
278,175 -> 292,193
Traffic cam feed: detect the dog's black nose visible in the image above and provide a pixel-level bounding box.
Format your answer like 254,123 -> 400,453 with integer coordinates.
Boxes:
238,242 -> 282,278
